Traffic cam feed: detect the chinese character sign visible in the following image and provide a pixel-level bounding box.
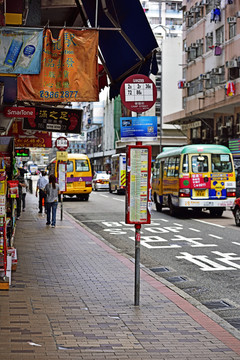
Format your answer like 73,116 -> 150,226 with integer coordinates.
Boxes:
17,29 -> 99,102
0,27 -> 43,74
23,107 -> 82,134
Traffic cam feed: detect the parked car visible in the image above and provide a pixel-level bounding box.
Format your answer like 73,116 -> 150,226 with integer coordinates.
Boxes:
92,173 -> 110,191
232,198 -> 240,226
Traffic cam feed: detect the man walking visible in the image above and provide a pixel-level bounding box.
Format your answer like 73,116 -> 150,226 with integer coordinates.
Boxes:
36,171 -> 48,213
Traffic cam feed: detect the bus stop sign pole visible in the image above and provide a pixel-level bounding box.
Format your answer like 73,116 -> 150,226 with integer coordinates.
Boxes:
134,223 -> 141,306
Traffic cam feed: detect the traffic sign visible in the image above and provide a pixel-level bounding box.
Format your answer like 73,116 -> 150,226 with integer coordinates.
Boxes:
55,137 -> 69,151
120,74 -> 157,113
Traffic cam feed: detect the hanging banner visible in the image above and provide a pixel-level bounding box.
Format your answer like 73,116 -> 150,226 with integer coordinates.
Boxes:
8,120 -> 52,148
0,27 -> 43,74
23,107 -> 82,134
17,28 -> 99,102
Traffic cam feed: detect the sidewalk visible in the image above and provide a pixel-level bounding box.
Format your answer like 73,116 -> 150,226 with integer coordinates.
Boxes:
1,193 -> 240,359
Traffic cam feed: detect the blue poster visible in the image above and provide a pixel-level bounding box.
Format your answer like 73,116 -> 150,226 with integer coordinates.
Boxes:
0,27 -> 43,74
120,116 -> 157,141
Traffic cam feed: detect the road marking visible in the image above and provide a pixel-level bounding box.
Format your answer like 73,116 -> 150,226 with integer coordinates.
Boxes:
82,220 -> 106,222
113,197 -> 125,202
209,234 -> 223,239
189,228 -> 201,232
173,223 -> 182,227
232,242 -> 240,246
99,194 -> 108,198
193,219 -> 225,228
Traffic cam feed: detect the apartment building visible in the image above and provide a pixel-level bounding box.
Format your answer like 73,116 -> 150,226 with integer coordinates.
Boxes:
164,0 -> 240,162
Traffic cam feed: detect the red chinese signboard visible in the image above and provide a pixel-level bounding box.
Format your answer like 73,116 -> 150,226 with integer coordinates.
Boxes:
120,74 -> 157,113
8,120 -> 52,148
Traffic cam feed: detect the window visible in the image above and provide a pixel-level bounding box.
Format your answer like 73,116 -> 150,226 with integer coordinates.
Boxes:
167,157 -> 176,177
211,154 -> 232,172
216,26 -> 224,45
206,33 -> 213,49
67,161 -> 74,172
182,154 -> 189,173
175,157 -> 180,177
191,155 -> 208,173
75,160 -> 89,172
229,23 -> 236,39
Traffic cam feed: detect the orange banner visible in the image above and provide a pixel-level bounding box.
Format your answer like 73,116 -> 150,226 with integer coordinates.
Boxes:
17,29 -> 99,102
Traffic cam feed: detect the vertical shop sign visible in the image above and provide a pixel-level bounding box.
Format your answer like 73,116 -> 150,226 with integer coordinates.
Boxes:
17,28 -> 99,102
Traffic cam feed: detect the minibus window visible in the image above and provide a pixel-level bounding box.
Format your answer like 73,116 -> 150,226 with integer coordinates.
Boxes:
211,154 -> 232,172
175,157 -> 180,177
76,160 -> 89,172
192,155 -> 208,173
182,154 -> 189,173
67,161 -> 73,172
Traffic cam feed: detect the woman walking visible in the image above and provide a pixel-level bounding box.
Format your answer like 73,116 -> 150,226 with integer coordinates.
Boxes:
45,174 -> 60,228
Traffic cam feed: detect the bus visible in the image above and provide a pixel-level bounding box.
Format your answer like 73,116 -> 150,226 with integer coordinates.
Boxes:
47,153 -> 92,201
152,144 -> 236,217
109,153 -> 126,194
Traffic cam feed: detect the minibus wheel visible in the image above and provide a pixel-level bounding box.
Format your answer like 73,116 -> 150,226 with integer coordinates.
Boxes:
168,197 -> 177,216
234,207 -> 240,226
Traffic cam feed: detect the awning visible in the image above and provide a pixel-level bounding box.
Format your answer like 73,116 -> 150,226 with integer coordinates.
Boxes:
80,0 -> 159,98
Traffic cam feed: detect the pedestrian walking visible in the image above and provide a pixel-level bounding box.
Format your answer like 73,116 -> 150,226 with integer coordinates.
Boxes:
36,171 -> 48,214
45,174 -> 60,228
21,177 -> 28,212
14,168 -> 26,220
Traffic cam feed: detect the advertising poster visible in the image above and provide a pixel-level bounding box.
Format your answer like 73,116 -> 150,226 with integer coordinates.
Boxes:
23,107 -> 82,134
120,116 -> 157,141
18,29 -> 99,102
8,120 -> 52,148
58,162 -> 67,192
0,27 -> 43,74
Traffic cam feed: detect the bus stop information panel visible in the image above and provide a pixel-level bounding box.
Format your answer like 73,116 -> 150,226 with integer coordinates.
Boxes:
126,145 -> 151,225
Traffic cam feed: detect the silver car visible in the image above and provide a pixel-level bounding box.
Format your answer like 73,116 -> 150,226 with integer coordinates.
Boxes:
92,173 -> 110,191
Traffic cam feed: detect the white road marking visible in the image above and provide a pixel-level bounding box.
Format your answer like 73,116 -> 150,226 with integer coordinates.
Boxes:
193,219 -> 225,228
99,194 -> 108,198
173,223 -> 182,227
189,228 -> 201,232
113,197 -> 125,202
209,234 -> 223,239
232,242 -> 240,246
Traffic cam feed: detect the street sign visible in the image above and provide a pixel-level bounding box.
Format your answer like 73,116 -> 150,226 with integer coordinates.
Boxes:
56,151 -> 68,161
120,74 -> 157,113
55,137 -> 69,151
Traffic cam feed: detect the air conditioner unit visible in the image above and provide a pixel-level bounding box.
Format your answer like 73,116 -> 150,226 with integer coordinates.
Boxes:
191,43 -> 198,48
226,59 -> 238,68
202,129 -> 207,139
198,73 -> 210,80
206,32 -> 213,38
183,82 -> 191,88
212,67 -> 222,75
236,11 -> 240,18
220,126 -> 227,136
185,11 -> 191,17
214,136 -> 219,142
202,0 -> 209,5
237,124 -> 240,134
227,17 -> 236,23
185,46 -> 190,52
196,39 -> 203,44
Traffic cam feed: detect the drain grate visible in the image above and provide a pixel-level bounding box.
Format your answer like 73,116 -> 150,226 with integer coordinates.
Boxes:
226,318 -> 240,330
166,276 -> 187,283
203,300 -> 233,310
150,267 -> 170,273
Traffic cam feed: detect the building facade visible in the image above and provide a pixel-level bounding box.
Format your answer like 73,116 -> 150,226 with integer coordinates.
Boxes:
164,0 -> 240,164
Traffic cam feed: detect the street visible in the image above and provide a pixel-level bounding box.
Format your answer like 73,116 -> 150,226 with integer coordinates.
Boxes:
63,191 -> 240,332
